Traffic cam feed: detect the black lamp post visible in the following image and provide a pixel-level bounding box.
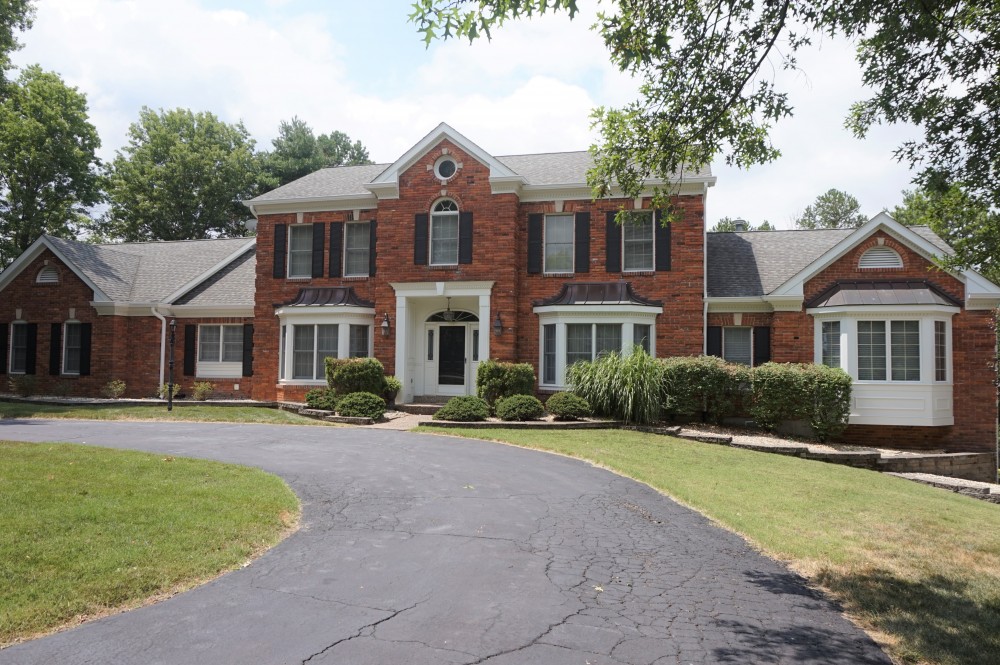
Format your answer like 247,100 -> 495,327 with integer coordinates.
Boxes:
168,319 -> 176,412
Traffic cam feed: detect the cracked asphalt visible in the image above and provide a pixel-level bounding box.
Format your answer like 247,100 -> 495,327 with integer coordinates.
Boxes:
0,420 -> 891,665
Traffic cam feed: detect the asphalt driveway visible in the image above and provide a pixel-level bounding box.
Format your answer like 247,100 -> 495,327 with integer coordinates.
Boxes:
0,420 -> 890,664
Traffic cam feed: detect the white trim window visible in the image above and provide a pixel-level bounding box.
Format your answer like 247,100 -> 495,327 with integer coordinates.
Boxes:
430,199 -> 460,265
293,324 -> 338,381
197,324 -> 243,378
721,327 -> 752,365
348,324 -> 369,359
9,322 -> 27,374
63,322 -> 82,375
623,212 -> 654,272
288,225 -> 313,278
544,214 -> 574,273
275,306 -> 375,385
344,222 -> 371,276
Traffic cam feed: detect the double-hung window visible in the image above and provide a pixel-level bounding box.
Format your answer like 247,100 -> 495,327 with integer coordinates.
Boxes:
198,325 -> 243,363
288,225 -> 313,278
63,323 -> 82,375
348,324 -> 369,358
293,324 -> 338,381
430,200 -> 460,265
566,323 -> 622,367
544,214 -> 574,273
821,321 -> 841,368
9,322 -> 27,373
623,212 -> 654,272
721,327 -> 752,365
344,222 -> 371,276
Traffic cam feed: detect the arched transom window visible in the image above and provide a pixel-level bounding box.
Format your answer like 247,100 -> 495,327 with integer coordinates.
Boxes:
859,246 -> 903,269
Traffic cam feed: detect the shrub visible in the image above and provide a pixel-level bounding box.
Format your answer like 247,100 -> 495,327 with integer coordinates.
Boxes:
304,388 -> 338,412
544,392 -> 592,420
101,379 -> 127,399
660,355 -> 749,423
495,394 -> 545,421
8,374 -> 37,397
158,383 -> 181,399
567,347 -> 663,425
433,395 -> 490,422
383,375 -> 402,399
749,362 -> 852,441
326,357 -> 385,396
191,381 -> 214,401
52,381 -> 72,398
336,392 -> 386,420
476,360 -> 535,411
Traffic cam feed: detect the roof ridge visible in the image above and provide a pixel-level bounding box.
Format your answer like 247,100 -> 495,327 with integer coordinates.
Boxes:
496,150 -> 590,158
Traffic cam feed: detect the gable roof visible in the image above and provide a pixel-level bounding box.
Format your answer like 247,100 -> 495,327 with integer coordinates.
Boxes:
0,234 -> 256,306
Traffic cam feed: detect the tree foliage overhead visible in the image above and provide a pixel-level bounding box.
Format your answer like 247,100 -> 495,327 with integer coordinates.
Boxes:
794,189 -> 867,229
263,116 -> 372,188
710,216 -> 774,232
0,65 -> 102,267
0,0 -> 33,80
99,107 -> 260,242
410,0 -> 1000,213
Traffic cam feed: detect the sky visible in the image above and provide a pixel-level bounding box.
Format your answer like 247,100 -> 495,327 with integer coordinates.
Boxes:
12,0 -> 922,230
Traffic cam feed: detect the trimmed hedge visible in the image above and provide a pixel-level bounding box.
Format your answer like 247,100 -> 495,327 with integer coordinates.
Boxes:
749,362 -> 852,441
433,395 -> 490,422
544,392 -> 592,420
326,357 -> 386,396
336,392 -> 386,420
660,355 -> 749,423
476,360 -> 535,411
495,394 -> 545,421
567,348 -> 663,425
305,388 -> 338,412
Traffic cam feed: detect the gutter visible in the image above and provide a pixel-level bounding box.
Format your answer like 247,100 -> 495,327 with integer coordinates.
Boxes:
151,307 -> 167,389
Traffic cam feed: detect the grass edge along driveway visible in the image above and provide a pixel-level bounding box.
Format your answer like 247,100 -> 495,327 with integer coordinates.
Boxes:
0,402 -> 331,426
419,427 -> 1000,665
0,441 -> 300,647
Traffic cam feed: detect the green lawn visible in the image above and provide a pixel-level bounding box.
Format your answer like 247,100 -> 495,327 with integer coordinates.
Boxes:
421,427 -> 1000,665
0,441 -> 300,645
0,401 -> 329,425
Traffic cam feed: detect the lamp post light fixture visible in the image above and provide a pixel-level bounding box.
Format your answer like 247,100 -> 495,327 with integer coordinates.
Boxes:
492,312 -> 503,337
380,312 -> 391,337
167,318 -> 176,412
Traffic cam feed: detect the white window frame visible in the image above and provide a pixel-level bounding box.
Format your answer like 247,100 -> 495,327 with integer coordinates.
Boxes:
430,199 -> 460,266
274,305 -> 375,385
62,321 -> 82,376
344,221 -> 371,277
622,211 -> 654,273
196,324 -> 244,378
543,214 -> 574,274
287,224 -> 313,279
810,306 -> 957,426
535,307 -> 661,389
9,321 -> 27,374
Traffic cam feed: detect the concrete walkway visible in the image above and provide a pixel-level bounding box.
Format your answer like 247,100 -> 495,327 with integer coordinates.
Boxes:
0,421 -> 890,665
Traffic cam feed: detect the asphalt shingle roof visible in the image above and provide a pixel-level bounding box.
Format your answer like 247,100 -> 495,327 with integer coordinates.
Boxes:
173,247 -> 256,306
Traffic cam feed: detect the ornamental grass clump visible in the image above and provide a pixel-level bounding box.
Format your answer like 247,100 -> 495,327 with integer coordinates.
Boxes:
495,394 -> 545,421
336,392 -> 386,420
567,347 -> 663,425
433,395 -> 490,422
191,381 -> 214,401
544,392 -> 592,420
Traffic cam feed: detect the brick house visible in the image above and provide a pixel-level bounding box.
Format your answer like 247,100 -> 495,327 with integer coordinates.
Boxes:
1,123 -> 998,459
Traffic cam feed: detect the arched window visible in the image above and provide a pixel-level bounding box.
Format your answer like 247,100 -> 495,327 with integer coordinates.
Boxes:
36,266 -> 59,284
430,199 -> 460,265
859,246 -> 903,269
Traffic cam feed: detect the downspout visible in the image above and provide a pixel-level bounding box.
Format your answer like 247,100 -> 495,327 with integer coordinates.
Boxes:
151,307 -> 167,389
702,182 -> 709,354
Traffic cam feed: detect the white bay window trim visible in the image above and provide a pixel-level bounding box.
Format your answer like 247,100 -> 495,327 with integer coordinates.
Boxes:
809,305 -> 957,426
274,305 -> 375,385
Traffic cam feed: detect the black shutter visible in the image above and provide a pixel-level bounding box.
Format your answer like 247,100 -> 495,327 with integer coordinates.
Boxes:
605,211 -> 621,273
459,211 -> 473,264
0,323 -> 7,375
311,222 -> 325,278
414,213 -> 429,265
527,214 -> 543,274
79,323 -> 91,376
273,223 -> 287,278
574,212 -> 590,273
329,222 -> 343,278
369,220 -> 378,276
654,209 -> 671,271
183,325 -> 196,376
242,324 -> 254,377
707,326 -> 722,358
753,327 -> 771,366
49,323 -> 61,375
24,323 -> 37,375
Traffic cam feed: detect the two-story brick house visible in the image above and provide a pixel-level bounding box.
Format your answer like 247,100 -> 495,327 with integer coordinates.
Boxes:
1,122 -> 998,460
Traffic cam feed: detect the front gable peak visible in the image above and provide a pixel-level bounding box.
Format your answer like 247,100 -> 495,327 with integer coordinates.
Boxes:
366,122 -> 523,199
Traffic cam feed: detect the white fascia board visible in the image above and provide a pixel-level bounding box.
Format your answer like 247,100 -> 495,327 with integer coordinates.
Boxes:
390,280 -> 495,297
370,122 -> 518,189
0,236 -> 111,301
275,304 -> 374,319
533,304 -> 663,316
249,194 -> 379,215
91,301 -> 160,316
965,295 -> 1000,310
364,181 -> 399,200
170,305 -> 255,318
489,175 -> 526,196
772,212 -> 959,297
762,295 -> 804,311
806,304 -> 960,317
164,240 -> 256,304
705,297 -> 772,313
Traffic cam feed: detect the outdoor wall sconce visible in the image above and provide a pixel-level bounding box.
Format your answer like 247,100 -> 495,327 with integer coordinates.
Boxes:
492,312 -> 503,336
380,312 -> 391,337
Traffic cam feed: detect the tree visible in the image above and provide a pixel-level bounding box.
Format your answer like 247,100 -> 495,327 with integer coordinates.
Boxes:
892,184 -> 1000,283
794,189 -> 867,229
0,0 -> 33,83
99,108 -> 260,242
710,216 -> 774,232
263,117 -> 371,188
410,1 -> 1000,217
0,65 -> 101,266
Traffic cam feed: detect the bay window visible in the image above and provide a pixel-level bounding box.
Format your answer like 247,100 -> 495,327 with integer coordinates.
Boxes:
538,318 -> 658,388
275,305 -> 374,384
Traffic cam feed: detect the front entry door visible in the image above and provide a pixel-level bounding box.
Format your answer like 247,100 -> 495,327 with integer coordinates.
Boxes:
438,326 -> 466,387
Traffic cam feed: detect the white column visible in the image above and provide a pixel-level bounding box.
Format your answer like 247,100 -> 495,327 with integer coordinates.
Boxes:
395,295 -> 410,402
478,294 -> 490,364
